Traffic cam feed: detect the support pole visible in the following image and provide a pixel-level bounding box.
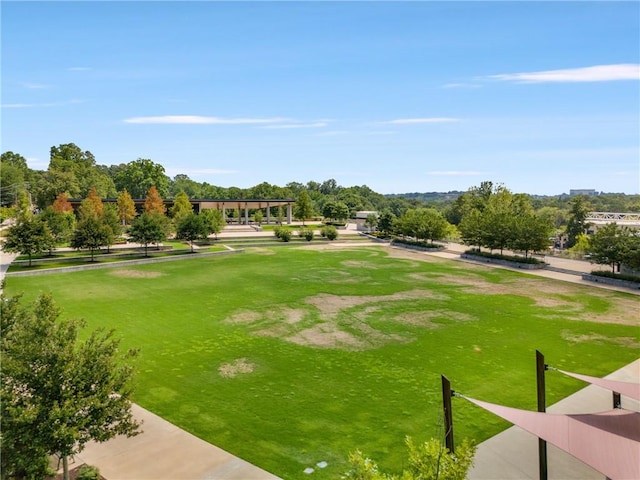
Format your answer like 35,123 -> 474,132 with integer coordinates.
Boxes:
536,350 -> 548,480
613,391 -> 621,409
441,375 -> 454,453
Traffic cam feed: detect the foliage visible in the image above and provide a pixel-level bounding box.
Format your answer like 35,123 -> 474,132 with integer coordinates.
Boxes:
393,238 -> 444,249
170,190 -> 193,224
377,210 -> 396,237
176,213 -> 208,252
320,225 -> 339,240
117,189 -> 137,226
200,208 -> 225,239
464,248 -> 544,264
299,227 -> 314,241
323,200 -> 350,222
253,209 -> 264,225
143,185 -> 166,215
129,212 -> 167,256
3,216 -> 56,266
365,214 -> 378,231
1,293 -> 140,480
279,229 -> 292,242
587,223 -> 638,273
76,464 -> 101,480
565,196 -> 592,248
71,217 -> 113,261
342,437 -> 476,480
113,158 -> 170,198
294,190 -> 314,225
78,187 -> 104,219
396,208 -> 450,243
52,192 -> 74,213
101,204 -> 123,252
39,207 -> 76,247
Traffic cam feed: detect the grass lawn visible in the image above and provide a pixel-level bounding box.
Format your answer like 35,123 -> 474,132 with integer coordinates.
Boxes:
4,245 -> 639,479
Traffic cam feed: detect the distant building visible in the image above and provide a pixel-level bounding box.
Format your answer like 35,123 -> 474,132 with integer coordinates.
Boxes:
569,189 -> 598,196
354,211 -> 379,231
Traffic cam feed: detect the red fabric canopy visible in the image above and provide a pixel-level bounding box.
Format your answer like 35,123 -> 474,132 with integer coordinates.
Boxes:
465,397 -> 640,480
556,369 -> 640,401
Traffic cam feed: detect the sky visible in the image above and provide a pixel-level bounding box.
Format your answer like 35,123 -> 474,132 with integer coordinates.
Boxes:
2,1 -> 639,196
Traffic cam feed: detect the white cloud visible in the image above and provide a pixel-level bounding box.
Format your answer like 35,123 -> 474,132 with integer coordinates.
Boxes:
489,64 -> 640,83
385,117 -> 460,124
123,115 -> 289,125
260,122 -> 328,129
2,102 -> 59,108
427,171 -> 484,176
22,82 -> 50,90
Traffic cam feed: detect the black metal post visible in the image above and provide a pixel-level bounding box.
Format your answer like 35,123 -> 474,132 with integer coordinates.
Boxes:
613,391 -> 621,409
441,375 -> 454,453
536,350 -> 548,480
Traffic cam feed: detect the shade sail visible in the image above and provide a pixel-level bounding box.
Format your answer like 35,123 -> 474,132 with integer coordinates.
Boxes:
464,396 -> 640,480
556,369 -> 640,401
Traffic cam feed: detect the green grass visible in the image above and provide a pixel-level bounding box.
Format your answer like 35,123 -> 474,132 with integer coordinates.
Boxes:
4,246 -> 638,479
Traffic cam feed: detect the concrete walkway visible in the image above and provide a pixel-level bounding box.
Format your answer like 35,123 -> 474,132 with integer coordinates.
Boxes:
75,404 -> 281,480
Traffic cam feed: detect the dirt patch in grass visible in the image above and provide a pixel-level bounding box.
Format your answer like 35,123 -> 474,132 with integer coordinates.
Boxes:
110,269 -> 164,279
561,331 -> 640,348
248,247 -> 276,255
218,358 -> 256,378
226,310 -> 262,324
394,310 -> 475,328
341,260 -> 379,269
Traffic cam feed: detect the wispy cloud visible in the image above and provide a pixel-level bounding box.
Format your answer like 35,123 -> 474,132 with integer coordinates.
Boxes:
442,83 -> 482,89
22,82 -> 50,90
123,115 -> 289,125
314,130 -> 349,137
384,117 -> 461,124
427,171 -> 484,176
260,122 -> 328,129
2,102 -> 60,108
489,64 -> 640,83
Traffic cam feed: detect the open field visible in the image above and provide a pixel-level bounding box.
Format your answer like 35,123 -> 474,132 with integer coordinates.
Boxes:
4,245 -> 639,479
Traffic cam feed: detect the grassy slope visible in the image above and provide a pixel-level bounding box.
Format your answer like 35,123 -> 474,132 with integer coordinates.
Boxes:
5,246 -> 639,479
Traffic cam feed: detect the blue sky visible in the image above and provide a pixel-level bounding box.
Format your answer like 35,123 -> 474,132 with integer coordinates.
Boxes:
2,1 -> 639,195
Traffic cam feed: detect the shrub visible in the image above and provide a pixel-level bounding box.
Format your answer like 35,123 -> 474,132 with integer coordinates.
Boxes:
321,225 -> 338,241
464,249 -> 544,265
77,464 -> 101,480
279,229 -> 292,242
299,227 -> 314,242
590,270 -> 640,284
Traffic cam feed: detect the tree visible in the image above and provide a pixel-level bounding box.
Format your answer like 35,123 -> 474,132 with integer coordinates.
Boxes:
170,190 -> 193,224
143,185 -> 166,215
129,212 -> 167,256
565,196 -> 592,248
176,213 -> 208,252
294,190 -> 314,225
200,208 -> 225,239
343,436 -> 476,480
0,152 -> 30,207
39,207 -> 76,250
253,209 -> 264,225
113,158 -> 170,199
116,189 -> 137,226
365,213 -> 378,232
510,213 -> 553,257
71,217 -> 112,261
587,223 -> 630,273
3,216 -> 55,266
101,204 -> 122,252
377,210 -> 396,237
1,293 -> 140,480
52,192 -> 74,213
78,187 -> 104,219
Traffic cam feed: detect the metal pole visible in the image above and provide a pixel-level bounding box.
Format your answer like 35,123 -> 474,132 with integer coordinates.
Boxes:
613,391 -> 621,409
441,375 -> 454,453
536,350 -> 548,480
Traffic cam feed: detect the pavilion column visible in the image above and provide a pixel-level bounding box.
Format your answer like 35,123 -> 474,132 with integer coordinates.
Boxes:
222,205 -> 226,222
244,203 -> 249,224
266,202 -> 271,224
287,203 -> 292,224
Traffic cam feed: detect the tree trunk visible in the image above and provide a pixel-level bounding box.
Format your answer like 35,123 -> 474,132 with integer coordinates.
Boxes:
62,455 -> 70,480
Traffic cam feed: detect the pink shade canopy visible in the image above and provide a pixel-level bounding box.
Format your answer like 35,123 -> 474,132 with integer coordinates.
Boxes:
465,397 -> 640,480
556,369 -> 640,401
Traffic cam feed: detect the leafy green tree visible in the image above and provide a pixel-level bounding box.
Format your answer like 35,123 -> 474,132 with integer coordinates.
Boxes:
170,190 -> 193,224
510,213 -> 553,257
253,209 -> 264,225
365,214 -> 378,232
168,174 -> 203,198
102,204 -> 122,252
117,189 -> 137,226
176,213 -> 208,252
114,158 -> 170,198
39,207 -> 76,249
200,208 -> 225,239
458,209 -> 484,250
294,190 -> 314,225
621,234 -> 640,272
129,212 -> 167,256
377,210 -> 396,237
587,223 -> 630,273
71,216 -> 112,261
0,152 -> 29,207
565,196 -> 592,248
3,216 -> 55,266
1,293 -> 140,480
343,437 -> 476,480
568,233 -> 591,258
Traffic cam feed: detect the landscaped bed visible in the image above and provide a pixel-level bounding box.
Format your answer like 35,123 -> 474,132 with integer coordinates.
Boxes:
5,245 -> 638,479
